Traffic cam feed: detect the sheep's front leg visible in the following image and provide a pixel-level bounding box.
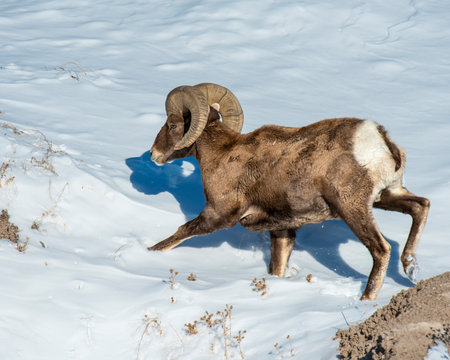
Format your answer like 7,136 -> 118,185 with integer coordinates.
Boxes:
268,229 -> 297,277
148,208 -> 236,251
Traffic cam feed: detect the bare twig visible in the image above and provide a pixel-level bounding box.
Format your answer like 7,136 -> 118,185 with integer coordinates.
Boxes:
57,61 -> 87,81
341,311 -> 350,327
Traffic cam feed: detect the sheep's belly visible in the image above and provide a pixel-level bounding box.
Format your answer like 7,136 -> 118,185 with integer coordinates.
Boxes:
239,200 -> 339,232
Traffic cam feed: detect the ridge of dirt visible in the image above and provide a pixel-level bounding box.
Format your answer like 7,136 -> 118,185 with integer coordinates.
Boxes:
336,271 -> 450,359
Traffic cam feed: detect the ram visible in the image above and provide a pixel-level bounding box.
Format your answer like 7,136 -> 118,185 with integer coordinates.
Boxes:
149,83 -> 429,300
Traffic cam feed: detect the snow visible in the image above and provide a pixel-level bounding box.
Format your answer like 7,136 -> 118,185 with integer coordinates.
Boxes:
427,341 -> 450,360
1,0 -> 449,359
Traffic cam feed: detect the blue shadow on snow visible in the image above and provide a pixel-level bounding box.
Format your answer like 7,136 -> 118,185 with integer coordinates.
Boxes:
126,151 -> 205,218
126,151 -> 413,289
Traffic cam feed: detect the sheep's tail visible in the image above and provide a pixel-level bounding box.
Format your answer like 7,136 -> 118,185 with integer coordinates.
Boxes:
376,125 -> 403,171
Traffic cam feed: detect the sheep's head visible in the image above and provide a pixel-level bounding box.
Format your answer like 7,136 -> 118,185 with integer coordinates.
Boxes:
150,83 -> 243,165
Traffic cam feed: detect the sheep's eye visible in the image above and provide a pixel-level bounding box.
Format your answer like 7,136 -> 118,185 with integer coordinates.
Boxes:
168,124 -> 177,131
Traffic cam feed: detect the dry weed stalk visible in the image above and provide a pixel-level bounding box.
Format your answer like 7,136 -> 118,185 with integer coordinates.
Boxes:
184,320 -> 198,335
57,61 -> 87,81
1,123 -> 23,135
169,268 -> 179,290
251,277 -> 267,296
2,122 -> 65,176
286,335 -> 294,358
187,273 -> 197,281
234,329 -> 247,359
218,304 -> 233,359
185,304 -> 246,359
29,133 -> 64,175
274,335 -> 295,359
200,310 -> 221,328
137,313 -> 162,360
0,162 -> 15,188
274,342 -> 283,358
32,181 -> 68,232
16,236 -> 30,252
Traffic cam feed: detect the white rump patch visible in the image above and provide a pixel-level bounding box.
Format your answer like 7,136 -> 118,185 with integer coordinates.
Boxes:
353,121 -> 391,169
353,120 -> 402,202
211,103 -> 220,111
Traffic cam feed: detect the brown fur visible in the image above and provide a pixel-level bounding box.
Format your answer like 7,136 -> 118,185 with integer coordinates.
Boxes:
149,109 -> 430,300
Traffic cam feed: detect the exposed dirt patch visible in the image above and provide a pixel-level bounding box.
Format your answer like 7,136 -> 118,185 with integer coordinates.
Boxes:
336,272 -> 450,359
0,209 -> 28,251
0,209 -> 20,242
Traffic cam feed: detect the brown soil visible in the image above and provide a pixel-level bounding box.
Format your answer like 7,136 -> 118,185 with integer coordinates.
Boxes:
0,209 -> 20,243
0,209 -> 29,251
336,271 -> 450,359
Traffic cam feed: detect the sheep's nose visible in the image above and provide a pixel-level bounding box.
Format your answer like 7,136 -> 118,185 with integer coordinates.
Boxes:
150,150 -> 163,165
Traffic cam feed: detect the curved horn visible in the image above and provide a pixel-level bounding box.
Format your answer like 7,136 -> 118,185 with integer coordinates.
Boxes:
194,83 -> 244,133
165,85 -> 210,150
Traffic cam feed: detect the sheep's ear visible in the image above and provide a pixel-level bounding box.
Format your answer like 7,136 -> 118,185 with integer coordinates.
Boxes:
211,103 -> 220,112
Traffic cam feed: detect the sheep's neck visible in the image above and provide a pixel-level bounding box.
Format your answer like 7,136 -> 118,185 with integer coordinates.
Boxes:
193,121 -> 239,164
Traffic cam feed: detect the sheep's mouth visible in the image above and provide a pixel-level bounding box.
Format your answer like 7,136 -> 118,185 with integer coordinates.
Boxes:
150,151 -> 165,166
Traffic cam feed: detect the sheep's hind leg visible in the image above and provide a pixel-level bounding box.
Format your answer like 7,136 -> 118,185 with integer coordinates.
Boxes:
345,213 -> 391,301
268,229 -> 297,277
374,187 -> 430,282
326,193 -> 391,300
148,208 -> 238,251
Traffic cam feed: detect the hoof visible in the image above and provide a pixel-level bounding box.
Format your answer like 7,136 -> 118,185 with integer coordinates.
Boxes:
360,293 -> 376,301
404,255 -> 420,283
268,265 -> 286,278
405,261 -> 420,283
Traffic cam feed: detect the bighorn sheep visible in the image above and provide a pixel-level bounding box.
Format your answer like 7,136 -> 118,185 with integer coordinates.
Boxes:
149,83 -> 430,300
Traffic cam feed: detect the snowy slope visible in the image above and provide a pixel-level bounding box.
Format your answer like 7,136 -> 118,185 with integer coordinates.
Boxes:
1,0 -> 449,359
